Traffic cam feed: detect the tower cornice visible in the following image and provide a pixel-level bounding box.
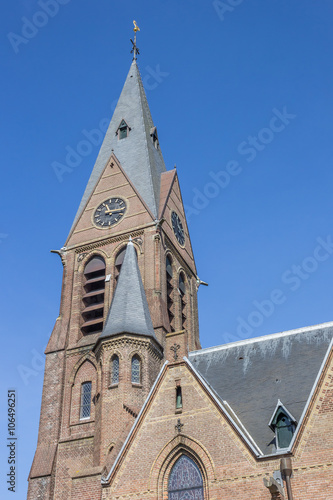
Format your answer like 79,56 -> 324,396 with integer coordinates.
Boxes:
94,334 -> 164,361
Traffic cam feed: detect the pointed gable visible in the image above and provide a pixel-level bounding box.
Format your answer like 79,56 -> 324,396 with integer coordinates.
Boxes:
70,61 -> 166,236
99,240 -> 157,340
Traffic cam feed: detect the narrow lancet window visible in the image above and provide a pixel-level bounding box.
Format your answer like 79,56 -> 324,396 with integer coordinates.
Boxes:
111,355 -> 119,385
80,382 -> 92,420
166,255 -> 175,332
176,386 -> 182,409
131,355 -> 141,384
179,273 -> 186,330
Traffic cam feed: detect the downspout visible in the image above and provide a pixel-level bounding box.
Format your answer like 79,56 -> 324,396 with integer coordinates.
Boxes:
280,458 -> 293,500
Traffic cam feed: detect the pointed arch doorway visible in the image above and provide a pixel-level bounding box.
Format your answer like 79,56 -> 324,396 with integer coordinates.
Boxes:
168,455 -> 204,500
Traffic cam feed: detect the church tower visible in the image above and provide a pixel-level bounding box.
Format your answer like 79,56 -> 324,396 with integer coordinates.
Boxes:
27,36 -> 200,500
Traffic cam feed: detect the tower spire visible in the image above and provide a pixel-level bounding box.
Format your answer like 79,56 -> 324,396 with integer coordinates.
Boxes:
131,20 -> 140,60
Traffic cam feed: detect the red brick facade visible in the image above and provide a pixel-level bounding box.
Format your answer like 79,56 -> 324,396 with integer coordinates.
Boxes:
28,64 -> 333,500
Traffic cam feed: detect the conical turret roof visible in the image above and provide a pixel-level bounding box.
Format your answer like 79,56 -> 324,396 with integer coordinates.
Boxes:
99,240 -> 156,340
70,61 -> 166,234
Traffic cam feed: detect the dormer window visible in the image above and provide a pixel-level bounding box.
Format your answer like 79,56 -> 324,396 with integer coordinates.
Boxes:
117,119 -> 130,140
269,401 -> 297,449
150,126 -> 159,149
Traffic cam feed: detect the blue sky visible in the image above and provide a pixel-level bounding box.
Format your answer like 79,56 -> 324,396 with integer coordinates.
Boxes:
1,1 -> 333,498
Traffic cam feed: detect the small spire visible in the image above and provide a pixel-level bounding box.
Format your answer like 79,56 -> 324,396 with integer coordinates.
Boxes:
130,20 -> 140,61
98,241 -> 157,340
128,235 -> 133,245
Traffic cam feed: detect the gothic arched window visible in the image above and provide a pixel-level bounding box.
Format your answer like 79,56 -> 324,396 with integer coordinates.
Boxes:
80,381 -> 92,420
166,255 -> 175,332
110,355 -> 119,385
168,455 -> 204,500
131,355 -> 141,384
81,256 -> 106,335
179,272 -> 186,330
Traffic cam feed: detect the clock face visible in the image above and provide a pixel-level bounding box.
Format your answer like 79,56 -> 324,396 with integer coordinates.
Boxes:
93,198 -> 127,228
171,211 -> 185,246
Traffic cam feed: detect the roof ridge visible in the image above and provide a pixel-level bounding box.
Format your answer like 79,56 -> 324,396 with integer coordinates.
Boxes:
190,320 -> 333,356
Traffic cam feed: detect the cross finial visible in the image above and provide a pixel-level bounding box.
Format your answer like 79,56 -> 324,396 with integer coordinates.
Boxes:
175,418 -> 184,433
130,20 -> 140,61
170,343 -> 181,361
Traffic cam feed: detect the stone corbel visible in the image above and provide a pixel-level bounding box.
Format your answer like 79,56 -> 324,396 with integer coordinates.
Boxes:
263,476 -> 285,499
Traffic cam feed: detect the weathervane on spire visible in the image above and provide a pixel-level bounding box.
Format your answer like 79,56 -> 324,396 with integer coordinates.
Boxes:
130,20 -> 140,61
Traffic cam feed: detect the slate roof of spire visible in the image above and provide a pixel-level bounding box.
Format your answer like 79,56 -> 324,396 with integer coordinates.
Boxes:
189,322 -> 333,455
69,61 -> 166,235
99,240 -> 157,340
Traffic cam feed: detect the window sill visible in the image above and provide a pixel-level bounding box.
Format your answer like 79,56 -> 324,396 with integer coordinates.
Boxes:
132,383 -> 142,388
71,418 -> 95,427
175,408 -> 183,414
108,383 -> 119,389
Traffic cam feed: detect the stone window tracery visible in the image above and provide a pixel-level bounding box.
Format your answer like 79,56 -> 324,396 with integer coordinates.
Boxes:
168,455 -> 204,500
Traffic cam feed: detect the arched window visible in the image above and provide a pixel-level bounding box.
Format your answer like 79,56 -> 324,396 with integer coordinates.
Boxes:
80,382 -> 92,420
110,355 -> 119,385
179,273 -> 186,330
168,455 -> 204,500
166,255 -> 175,332
131,355 -> 141,384
81,256 -> 106,335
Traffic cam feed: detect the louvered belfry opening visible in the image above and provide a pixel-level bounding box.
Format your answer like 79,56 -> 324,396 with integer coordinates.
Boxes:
81,256 -> 106,335
114,245 -> 138,283
179,273 -> 186,330
114,247 -> 126,282
166,255 -> 175,332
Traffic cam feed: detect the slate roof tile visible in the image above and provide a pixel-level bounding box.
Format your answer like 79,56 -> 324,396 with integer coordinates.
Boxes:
189,323 -> 333,454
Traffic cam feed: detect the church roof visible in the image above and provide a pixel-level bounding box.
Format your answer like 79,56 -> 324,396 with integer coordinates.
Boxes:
70,60 -> 166,235
189,322 -> 333,455
98,240 -> 157,341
